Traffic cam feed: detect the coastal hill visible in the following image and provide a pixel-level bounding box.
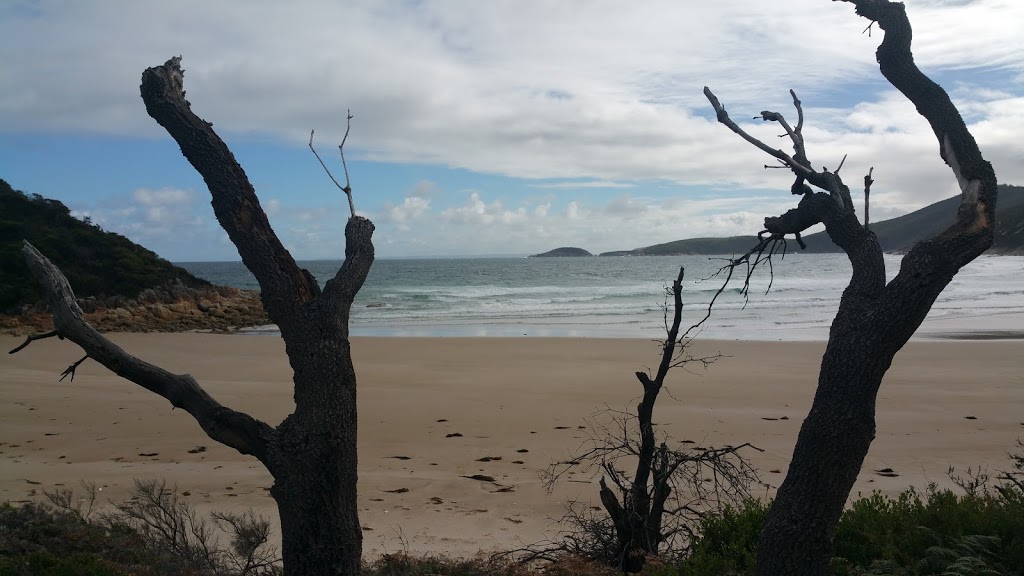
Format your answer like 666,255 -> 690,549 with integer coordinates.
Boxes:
530,246 -> 593,257
0,179 -> 268,333
584,184 -> 1023,256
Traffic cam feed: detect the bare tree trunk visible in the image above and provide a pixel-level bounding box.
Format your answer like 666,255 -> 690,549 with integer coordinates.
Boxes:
139,59 -> 376,574
266,319 -> 363,573
15,58 -> 375,575
704,2 -> 997,574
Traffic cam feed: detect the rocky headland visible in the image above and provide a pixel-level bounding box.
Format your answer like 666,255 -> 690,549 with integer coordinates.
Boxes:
1,279 -> 269,336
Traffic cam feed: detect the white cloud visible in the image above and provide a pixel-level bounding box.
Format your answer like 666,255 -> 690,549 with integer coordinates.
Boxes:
441,192 -> 527,226
381,196 -> 432,230
1,1 -> 1020,191
2,1 -> 1022,257
131,187 -> 192,206
530,181 -> 637,190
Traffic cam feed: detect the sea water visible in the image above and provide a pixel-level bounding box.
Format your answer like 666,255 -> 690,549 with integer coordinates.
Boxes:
177,254 -> 1024,340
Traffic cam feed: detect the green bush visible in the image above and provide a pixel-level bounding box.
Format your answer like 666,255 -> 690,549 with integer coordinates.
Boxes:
676,480 -> 1024,576
676,499 -> 769,576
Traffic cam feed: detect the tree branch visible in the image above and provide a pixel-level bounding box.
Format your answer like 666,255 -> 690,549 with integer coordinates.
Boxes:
864,167 -> 874,230
339,110 -> 355,217
59,355 -> 89,383
837,0 -> 997,343
704,85 -> 886,306
140,57 -> 319,325
8,330 -> 60,354
703,87 -> 812,177
20,240 -> 277,468
308,110 -> 357,218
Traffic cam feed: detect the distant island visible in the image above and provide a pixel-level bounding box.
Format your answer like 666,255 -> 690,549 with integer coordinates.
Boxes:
535,184 -> 1023,257
529,247 -> 593,257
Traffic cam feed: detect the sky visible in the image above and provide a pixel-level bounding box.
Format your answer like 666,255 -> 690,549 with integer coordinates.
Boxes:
1,0 -> 1022,261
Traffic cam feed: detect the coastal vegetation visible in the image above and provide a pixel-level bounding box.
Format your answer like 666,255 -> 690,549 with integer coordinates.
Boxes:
3,449 -> 1022,575
0,179 -> 209,314
0,180 -> 270,335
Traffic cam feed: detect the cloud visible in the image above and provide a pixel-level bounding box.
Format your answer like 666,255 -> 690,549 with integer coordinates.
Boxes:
2,1 -> 1021,257
530,180 -> 637,190
70,187 -> 222,260
2,1 -> 1020,190
369,188 -> 805,256
131,187 -> 191,206
441,191 -> 527,226
380,196 -> 432,230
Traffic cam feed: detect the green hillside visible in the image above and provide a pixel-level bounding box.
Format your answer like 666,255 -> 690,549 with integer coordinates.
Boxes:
0,179 -> 209,313
798,183 -> 1024,252
603,236 -> 759,256
599,184 -> 1024,256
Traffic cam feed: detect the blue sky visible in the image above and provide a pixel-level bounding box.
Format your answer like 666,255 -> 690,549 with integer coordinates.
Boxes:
1,0 -> 1022,261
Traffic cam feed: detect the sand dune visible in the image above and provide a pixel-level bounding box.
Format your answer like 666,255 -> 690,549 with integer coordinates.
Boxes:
2,333 -> 1022,557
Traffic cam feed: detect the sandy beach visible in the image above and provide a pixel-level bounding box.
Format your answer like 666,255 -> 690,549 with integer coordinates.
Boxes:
2,333 -> 1023,558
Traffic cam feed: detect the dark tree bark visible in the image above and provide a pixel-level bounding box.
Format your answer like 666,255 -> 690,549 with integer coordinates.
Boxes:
15,57 -> 374,575
601,268 -> 688,572
542,269 -> 760,573
705,2 -> 997,574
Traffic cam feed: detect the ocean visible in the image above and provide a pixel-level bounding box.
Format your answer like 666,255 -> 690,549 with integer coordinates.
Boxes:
177,254 -> 1024,341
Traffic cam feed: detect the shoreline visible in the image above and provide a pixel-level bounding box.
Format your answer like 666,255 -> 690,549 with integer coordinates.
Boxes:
3,334 -> 1023,557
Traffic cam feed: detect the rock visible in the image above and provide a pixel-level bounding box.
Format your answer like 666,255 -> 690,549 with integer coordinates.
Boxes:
150,304 -> 174,320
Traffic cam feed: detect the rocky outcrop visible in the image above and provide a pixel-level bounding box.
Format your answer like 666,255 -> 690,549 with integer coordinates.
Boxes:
1,279 -> 269,336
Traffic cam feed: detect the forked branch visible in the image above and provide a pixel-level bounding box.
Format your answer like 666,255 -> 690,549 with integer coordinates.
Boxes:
309,109 -> 357,218
703,87 -> 812,177
19,241 -> 277,467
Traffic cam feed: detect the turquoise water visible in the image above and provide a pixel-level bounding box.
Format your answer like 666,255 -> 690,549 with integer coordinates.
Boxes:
177,254 -> 1024,340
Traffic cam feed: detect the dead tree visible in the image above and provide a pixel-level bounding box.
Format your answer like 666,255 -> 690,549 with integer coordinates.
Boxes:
703,2 -> 997,574
10,58 -> 374,575
542,268 -> 762,572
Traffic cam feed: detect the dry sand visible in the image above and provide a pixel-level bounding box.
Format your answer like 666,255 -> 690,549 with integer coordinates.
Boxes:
2,333 -> 1023,557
